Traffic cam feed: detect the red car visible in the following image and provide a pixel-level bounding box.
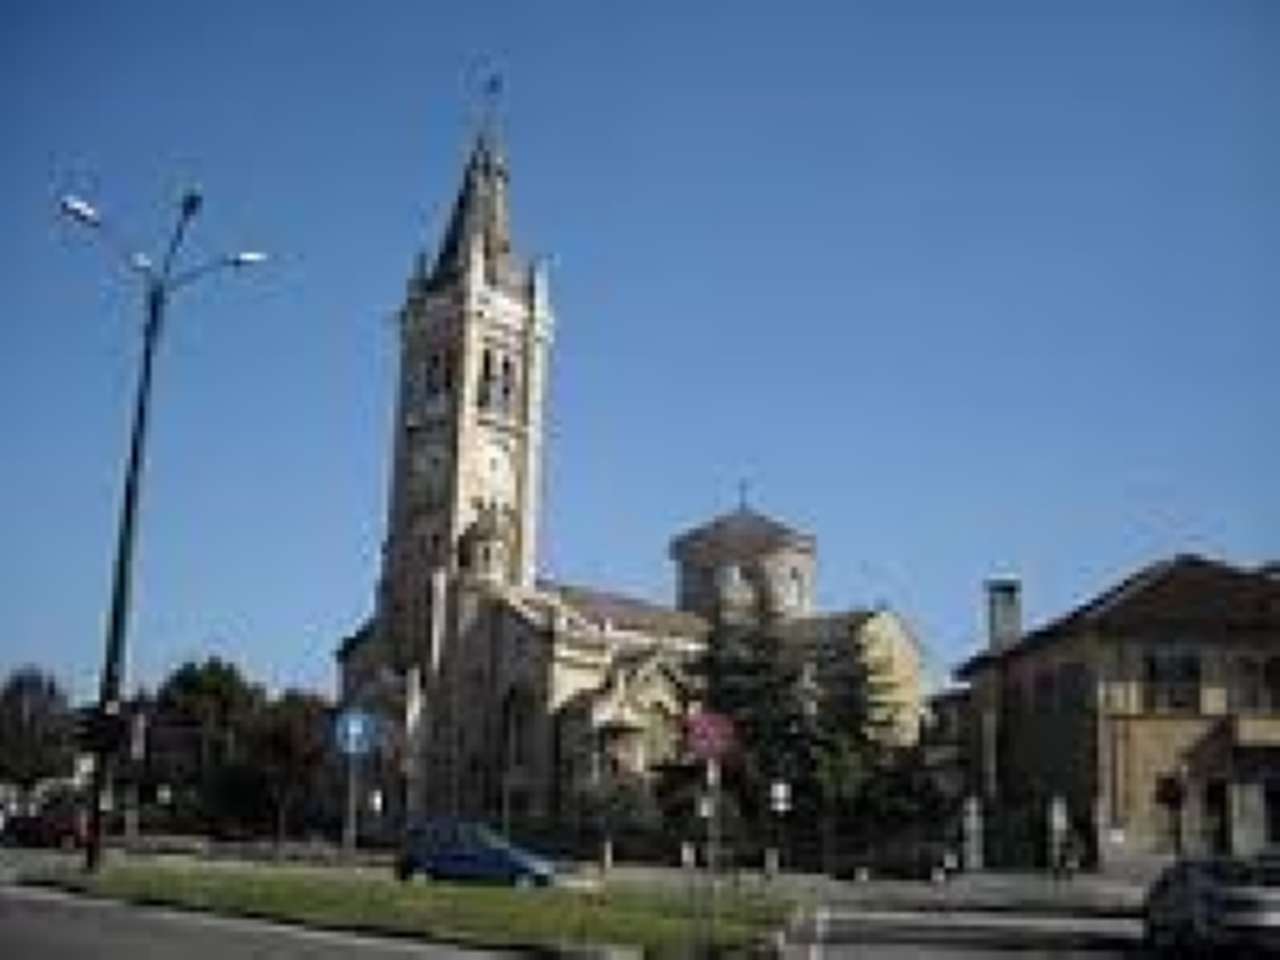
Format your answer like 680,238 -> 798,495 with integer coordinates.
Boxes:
2,806 -> 86,849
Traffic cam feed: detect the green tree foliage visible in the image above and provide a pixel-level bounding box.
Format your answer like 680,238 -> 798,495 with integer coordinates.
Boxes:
249,690 -> 333,844
151,657 -> 265,817
810,625 -> 895,825
693,616 -> 949,863
0,666 -> 74,799
576,767 -> 661,838
700,625 -> 817,828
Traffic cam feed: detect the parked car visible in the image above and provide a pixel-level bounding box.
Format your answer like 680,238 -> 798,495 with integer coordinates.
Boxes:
395,819 -> 554,887
1144,855 -> 1280,955
1,806 -> 85,849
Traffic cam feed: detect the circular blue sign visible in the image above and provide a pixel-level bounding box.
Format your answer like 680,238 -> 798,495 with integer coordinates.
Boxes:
335,708 -> 374,756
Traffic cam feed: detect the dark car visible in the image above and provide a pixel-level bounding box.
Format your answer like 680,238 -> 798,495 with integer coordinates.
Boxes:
395,819 -> 554,887
2,807 -> 85,850
1144,855 -> 1280,955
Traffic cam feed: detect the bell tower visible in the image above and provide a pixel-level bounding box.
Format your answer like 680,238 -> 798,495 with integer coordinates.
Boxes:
378,126 -> 554,668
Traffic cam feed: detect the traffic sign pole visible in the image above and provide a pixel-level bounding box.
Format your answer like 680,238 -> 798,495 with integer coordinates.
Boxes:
707,757 -> 720,953
335,708 -> 373,856
343,750 -> 359,855
685,711 -> 734,957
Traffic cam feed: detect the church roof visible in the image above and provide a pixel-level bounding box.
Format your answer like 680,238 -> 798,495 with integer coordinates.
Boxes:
669,506 -> 815,560
540,580 -> 709,639
956,554 -> 1280,679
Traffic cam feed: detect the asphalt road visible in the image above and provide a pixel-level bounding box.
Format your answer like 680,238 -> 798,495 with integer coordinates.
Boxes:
0,885 -> 513,960
807,947 -> 1138,959
783,907 -> 1147,959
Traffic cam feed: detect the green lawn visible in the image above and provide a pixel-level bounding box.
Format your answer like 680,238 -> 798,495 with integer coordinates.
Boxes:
23,859 -> 788,956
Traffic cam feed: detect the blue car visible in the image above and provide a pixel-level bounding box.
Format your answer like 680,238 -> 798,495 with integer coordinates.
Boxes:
395,819 -> 554,887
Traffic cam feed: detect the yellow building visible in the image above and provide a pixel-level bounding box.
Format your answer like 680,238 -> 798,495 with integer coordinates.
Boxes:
957,555 -> 1280,868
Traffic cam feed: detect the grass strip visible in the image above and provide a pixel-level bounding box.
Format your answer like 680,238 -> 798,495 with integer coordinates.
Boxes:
21,859 -> 787,956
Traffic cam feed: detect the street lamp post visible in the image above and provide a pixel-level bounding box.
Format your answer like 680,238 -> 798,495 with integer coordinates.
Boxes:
60,189 -> 265,873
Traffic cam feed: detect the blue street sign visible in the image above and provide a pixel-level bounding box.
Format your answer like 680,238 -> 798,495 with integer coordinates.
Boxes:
335,708 -> 374,757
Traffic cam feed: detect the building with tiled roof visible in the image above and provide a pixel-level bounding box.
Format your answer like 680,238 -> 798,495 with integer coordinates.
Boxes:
954,554 -> 1280,868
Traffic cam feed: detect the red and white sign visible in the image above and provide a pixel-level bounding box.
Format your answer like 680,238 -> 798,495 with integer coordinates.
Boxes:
687,710 -> 734,760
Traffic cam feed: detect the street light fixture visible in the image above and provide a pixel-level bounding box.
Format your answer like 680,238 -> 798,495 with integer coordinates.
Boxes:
60,188 -> 266,872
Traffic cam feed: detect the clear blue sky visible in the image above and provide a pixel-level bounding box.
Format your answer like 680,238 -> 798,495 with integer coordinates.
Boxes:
3,1 -> 1276,702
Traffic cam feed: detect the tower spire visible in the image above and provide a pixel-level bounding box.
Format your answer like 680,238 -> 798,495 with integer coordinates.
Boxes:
427,68 -> 514,291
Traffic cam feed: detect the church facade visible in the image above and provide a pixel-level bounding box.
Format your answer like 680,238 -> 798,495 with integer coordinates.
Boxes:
337,129 -> 925,828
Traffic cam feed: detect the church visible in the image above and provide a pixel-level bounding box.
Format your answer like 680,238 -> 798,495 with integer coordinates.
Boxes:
337,125 -> 925,829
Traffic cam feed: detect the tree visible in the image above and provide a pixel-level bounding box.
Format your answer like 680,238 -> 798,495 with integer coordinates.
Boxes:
155,657 -> 264,762
690,615 -> 904,867
0,666 -> 74,803
152,657 -> 265,822
248,689 -> 333,845
696,624 -> 818,835
811,624 -> 894,829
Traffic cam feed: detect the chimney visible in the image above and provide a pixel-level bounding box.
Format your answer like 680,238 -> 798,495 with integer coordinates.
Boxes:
986,577 -> 1021,652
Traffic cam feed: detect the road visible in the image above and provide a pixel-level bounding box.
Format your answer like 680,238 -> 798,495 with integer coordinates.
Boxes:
0,885 -> 512,960
784,906 -> 1147,959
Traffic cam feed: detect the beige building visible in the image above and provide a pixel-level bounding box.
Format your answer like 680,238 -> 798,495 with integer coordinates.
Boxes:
956,555 -> 1280,867
337,128 -> 926,828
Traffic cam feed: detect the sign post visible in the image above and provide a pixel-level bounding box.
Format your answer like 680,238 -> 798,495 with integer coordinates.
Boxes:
687,710 -> 734,954
767,779 -> 791,879
335,709 -> 374,855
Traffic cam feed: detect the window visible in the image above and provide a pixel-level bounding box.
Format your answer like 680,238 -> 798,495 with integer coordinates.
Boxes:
1057,662 -> 1092,712
426,353 -> 442,397
503,688 -> 531,768
1234,657 -> 1265,713
1143,651 -> 1201,714
1267,658 -> 1280,713
478,349 -> 495,409
788,568 -> 804,608
1034,671 -> 1057,713
500,356 -> 515,414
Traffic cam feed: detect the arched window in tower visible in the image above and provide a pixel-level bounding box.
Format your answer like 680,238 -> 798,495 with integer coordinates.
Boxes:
478,348 -> 495,410
404,362 -> 424,419
443,346 -> 456,394
500,356 -> 515,415
788,568 -> 804,609
502,687 -> 532,769
426,353 -> 442,398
